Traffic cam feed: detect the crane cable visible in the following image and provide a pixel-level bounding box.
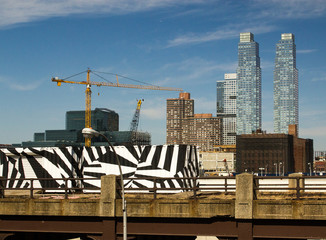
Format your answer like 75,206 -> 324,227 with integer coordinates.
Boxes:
62,70 -> 88,81
58,69 -> 162,88
92,70 -> 158,87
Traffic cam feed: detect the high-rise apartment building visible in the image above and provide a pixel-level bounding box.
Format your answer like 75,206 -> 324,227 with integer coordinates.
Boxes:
216,73 -> 237,145
236,32 -> 262,135
183,114 -> 222,151
166,92 -> 194,144
166,93 -> 222,151
274,33 -> 298,134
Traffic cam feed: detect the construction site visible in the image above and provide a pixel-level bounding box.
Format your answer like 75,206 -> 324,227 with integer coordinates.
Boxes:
14,69 -> 183,148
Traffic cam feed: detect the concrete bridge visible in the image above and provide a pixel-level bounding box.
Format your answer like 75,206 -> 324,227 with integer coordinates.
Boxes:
1,174 -> 326,239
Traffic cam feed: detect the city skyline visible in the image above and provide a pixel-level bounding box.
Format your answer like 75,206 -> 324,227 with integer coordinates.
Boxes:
0,1 -> 326,150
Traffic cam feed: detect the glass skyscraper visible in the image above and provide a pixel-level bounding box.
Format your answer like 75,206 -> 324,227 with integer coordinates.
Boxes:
217,73 -> 237,145
273,33 -> 298,134
236,32 -> 262,135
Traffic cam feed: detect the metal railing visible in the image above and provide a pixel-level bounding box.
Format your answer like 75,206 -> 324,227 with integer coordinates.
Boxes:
0,177 -> 101,199
1,175 -> 326,200
254,176 -> 326,199
123,176 -> 236,199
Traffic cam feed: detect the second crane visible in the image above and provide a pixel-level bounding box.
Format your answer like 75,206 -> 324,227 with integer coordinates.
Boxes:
52,69 -> 183,147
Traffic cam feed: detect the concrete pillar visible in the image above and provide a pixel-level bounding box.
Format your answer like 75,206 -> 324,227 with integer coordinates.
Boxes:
235,173 -> 254,219
100,175 -> 117,217
288,173 -> 304,196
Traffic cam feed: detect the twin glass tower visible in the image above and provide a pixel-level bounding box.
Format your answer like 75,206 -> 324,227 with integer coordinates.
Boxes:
236,32 -> 262,135
273,33 -> 298,133
217,32 -> 298,144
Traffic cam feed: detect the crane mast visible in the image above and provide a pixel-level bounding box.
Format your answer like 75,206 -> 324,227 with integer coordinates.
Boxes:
85,70 -> 92,146
129,99 -> 143,132
52,70 -> 183,147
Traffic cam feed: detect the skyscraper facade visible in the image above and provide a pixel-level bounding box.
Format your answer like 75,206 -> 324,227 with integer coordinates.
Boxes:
166,92 -> 194,144
166,93 -> 222,151
273,33 -> 298,134
216,73 -> 237,145
236,32 -> 262,135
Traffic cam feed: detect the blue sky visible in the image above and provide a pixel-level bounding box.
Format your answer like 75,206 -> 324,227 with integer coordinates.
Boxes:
1,0 -> 326,150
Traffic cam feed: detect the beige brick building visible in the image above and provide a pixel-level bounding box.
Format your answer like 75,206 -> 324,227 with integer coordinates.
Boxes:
166,93 -> 222,151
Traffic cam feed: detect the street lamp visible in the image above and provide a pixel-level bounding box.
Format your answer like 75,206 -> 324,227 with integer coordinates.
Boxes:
308,162 -> 312,176
82,128 -> 127,240
274,163 -> 277,176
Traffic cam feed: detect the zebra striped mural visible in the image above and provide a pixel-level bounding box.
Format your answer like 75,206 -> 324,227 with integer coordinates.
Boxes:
0,145 -> 199,191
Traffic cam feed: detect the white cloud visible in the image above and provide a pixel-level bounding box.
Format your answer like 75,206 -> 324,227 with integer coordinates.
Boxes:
253,0 -> 326,19
297,49 -> 317,54
0,0 -> 207,28
156,57 -> 237,87
167,23 -> 276,47
0,75 -> 42,91
142,107 -> 165,120
10,81 -> 42,91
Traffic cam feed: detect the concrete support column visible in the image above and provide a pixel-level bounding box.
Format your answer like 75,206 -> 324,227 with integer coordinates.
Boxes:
235,173 -> 254,219
288,173 -> 304,196
100,175 -> 117,217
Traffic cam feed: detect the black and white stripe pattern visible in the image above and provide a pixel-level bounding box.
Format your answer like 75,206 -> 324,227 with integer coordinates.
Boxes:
0,145 -> 199,192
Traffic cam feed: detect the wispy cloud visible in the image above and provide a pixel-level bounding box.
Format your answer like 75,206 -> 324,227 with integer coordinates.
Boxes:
312,77 -> 326,82
253,0 -> 326,19
156,57 -> 237,87
0,0 -> 207,28
9,81 -> 42,91
0,75 -> 42,91
167,23 -> 276,47
297,49 -> 317,54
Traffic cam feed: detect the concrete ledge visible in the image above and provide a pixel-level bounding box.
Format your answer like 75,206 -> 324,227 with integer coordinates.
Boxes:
254,200 -> 326,220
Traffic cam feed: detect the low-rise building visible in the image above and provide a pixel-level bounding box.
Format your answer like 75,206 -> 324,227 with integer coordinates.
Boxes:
236,125 -> 313,175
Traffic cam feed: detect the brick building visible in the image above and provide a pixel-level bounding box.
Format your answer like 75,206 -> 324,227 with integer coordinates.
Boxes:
183,114 -> 222,152
166,93 -> 222,151
236,126 -> 313,175
166,92 -> 194,145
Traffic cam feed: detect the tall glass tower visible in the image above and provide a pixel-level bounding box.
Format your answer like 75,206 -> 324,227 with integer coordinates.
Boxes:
217,73 -> 237,145
236,32 -> 262,135
274,33 -> 298,134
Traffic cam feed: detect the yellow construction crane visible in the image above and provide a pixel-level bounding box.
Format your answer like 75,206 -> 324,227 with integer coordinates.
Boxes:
52,69 -> 183,147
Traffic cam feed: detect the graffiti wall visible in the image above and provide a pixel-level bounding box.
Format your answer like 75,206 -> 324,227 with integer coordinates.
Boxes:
0,145 -> 199,191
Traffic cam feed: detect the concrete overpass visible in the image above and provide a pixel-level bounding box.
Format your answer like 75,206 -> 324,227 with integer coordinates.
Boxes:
1,174 -> 326,239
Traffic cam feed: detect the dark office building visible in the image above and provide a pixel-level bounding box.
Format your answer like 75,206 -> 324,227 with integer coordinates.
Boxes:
236,126 -> 313,175
16,108 -> 150,147
66,108 -> 119,132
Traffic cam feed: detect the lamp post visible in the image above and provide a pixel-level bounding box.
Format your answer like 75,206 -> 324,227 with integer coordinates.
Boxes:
274,163 -> 277,176
82,128 -> 127,240
308,162 -> 312,176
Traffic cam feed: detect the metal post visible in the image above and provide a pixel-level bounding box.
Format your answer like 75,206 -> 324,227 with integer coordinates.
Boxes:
82,128 -> 127,240
103,135 -> 127,240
